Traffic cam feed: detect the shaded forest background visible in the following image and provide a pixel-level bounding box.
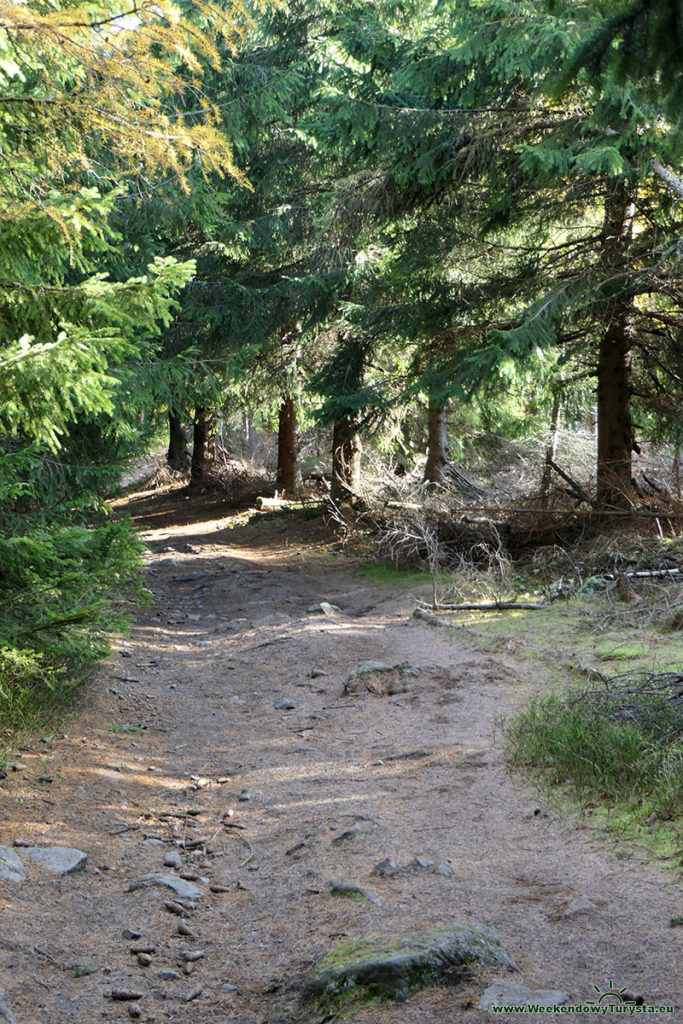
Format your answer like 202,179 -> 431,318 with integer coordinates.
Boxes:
2,0 -> 683,726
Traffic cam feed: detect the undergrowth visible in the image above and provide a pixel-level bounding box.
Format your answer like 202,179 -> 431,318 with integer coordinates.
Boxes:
504,674 -> 683,831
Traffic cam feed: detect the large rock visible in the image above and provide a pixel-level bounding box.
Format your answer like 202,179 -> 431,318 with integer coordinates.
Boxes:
0,846 -> 26,884
479,982 -> 570,1010
305,925 -> 515,1004
344,662 -> 419,697
18,846 -> 87,875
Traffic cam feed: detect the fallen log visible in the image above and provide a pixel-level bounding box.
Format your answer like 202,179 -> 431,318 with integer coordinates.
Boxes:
413,608 -> 461,628
426,600 -> 546,612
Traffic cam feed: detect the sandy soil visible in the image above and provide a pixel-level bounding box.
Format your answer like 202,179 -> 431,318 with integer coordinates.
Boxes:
0,488 -> 681,1024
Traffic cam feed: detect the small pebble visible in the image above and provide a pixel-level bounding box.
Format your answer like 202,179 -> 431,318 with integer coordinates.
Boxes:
164,852 -> 183,870
13,838 -> 31,848
111,989 -> 143,1001
221,984 -> 239,993
178,922 -> 195,937
128,1004 -> 142,1019
183,950 -> 205,962
274,698 -> 296,710
123,929 -> 142,940
238,789 -> 262,802
130,944 -> 155,955
209,884 -> 230,893
180,870 -> 199,881
184,961 -> 195,975
159,969 -> 182,981
186,986 -> 203,1001
137,953 -> 153,967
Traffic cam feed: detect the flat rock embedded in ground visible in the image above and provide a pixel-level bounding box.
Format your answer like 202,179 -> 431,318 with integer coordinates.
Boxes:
127,872 -> 203,900
479,981 -> 571,1010
305,925 -> 515,1003
0,845 -> 26,884
18,846 -> 87,875
343,661 -> 420,696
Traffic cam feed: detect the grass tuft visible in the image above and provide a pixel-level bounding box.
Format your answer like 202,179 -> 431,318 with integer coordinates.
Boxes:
504,674 -> 683,823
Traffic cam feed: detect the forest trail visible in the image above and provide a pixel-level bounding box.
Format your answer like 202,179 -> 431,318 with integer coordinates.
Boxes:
0,489 -> 681,1024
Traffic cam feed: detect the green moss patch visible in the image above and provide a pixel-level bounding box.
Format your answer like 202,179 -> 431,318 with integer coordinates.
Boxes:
305,925 -> 515,1007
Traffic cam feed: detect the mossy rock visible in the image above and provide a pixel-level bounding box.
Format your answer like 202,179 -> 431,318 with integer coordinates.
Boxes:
305,925 -> 515,1005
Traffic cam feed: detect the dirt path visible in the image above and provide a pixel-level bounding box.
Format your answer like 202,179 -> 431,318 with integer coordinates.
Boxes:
0,492 -> 681,1024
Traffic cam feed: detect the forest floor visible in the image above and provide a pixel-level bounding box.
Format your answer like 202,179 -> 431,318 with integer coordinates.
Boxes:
0,483 -> 681,1024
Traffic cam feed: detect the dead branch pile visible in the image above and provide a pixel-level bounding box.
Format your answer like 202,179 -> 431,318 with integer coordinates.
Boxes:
571,670 -> 683,741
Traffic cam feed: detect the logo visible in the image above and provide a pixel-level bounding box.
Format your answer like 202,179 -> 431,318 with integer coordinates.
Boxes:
489,980 -> 675,1016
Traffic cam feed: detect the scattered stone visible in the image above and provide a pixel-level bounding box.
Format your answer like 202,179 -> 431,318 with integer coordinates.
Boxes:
180,871 -> 200,881
130,944 -> 156,955
127,1004 -> 142,1019
209,884 -> 231,893
238,789 -> 262,802
310,669 -> 328,678
111,989 -> 144,1001
123,929 -> 142,940
221,984 -> 239,993
230,695 -> 245,705
406,856 -> 435,872
178,922 -> 195,937
183,950 -> 205,962
0,845 -> 27,884
185,987 -> 203,1002
137,953 -> 153,967
0,983 -> 18,1024
306,926 -> 516,1004
561,896 -> 597,919
332,822 -> 363,844
164,851 -> 183,870
370,858 -> 398,878
18,846 -> 87,875
274,698 -> 296,711
261,612 -> 290,624
159,969 -> 182,981
435,861 -> 455,877
329,881 -> 381,906
344,661 -> 419,697
479,983 -> 569,1010
184,962 -> 195,975
127,872 -> 203,900
307,601 -> 343,616
141,837 -> 165,847
12,838 -> 31,848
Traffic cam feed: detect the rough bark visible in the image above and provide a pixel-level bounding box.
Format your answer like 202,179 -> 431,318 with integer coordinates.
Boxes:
167,412 -> 188,471
331,416 -> 362,500
596,177 -> 637,509
423,399 -> 450,484
190,406 -> 215,487
275,397 -> 303,495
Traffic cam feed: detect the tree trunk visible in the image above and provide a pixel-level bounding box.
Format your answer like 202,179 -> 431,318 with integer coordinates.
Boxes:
275,397 -> 303,495
540,394 -> 561,506
423,399 -> 450,484
190,406 -> 215,487
331,416 -> 362,500
167,412 -> 188,471
596,177 -> 637,509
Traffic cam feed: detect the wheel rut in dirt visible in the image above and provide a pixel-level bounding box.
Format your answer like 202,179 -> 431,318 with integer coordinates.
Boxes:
0,495 -> 681,1023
